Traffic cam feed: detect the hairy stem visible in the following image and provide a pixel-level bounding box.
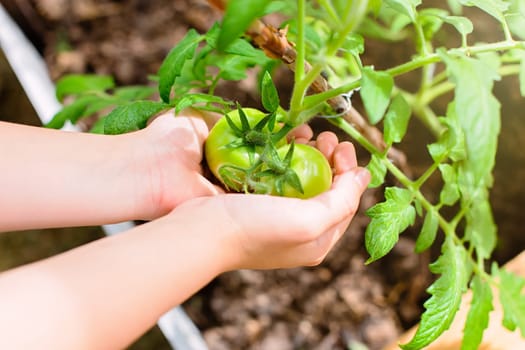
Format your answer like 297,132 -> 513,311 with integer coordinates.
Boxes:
305,40 -> 525,109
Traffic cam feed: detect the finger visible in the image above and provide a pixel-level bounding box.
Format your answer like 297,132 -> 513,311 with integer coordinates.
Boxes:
192,175 -> 223,197
295,137 -> 310,144
147,110 -> 173,126
314,167 -> 370,227
288,124 -> 313,142
177,107 -> 223,130
333,141 -> 358,175
171,116 -> 210,148
302,219 -> 349,266
315,131 -> 339,165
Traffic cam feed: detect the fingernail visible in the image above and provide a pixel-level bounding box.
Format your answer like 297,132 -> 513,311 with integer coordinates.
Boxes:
355,168 -> 371,189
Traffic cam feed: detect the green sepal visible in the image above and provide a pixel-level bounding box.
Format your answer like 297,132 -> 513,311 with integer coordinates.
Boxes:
254,112 -> 275,132
218,165 -> 248,192
283,169 -> 304,195
224,112 -> 244,137
261,142 -> 286,174
261,70 -> 280,113
237,105 -> 251,131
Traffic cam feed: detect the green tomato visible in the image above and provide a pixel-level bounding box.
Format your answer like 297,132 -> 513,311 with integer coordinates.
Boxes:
205,108 -> 282,191
264,143 -> 333,199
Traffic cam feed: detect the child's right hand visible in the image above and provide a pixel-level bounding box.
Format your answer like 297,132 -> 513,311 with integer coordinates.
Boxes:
163,140 -> 370,271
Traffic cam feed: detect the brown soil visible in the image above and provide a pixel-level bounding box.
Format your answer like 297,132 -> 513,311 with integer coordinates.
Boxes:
2,1 -> 524,349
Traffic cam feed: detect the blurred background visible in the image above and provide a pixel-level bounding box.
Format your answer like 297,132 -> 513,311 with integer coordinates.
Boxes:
1,1 -> 525,349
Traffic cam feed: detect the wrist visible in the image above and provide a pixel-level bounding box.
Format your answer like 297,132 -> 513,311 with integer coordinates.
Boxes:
116,130 -> 164,221
163,197 -> 242,274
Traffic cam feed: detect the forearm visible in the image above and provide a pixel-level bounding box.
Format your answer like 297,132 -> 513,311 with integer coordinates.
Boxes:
0,211 -> 227,350
0,121 -> 143,231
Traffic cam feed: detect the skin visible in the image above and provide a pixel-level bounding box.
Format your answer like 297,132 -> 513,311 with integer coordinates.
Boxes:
0,111 -> 370,349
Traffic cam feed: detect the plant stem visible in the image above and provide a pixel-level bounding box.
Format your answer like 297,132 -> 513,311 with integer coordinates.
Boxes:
501,18 -> 514,42
327,117 -> 378,154
304,40 -> 525,109
290,0 -> 368,123
414,20 -> 429,57
413,160 -> 441,190
289,0 -> 306,122
317,0 -> 341,28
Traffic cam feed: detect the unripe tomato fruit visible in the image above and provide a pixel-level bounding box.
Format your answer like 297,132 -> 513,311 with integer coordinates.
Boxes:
205,108 -> 278,191
204,108 -> 333,198
265,143 -> 332,199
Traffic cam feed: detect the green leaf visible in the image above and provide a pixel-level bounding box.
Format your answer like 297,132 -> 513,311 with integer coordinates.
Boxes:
174,93 -> 231,114
461,275 -> 493,350
418,8 -> 448,41
158,29 -> 203,103
360,66 -> 394,124
458,0 -> 509,23
384,94 -> 411,145
55,74 -> 114,102
508,0 -> 525,39
215,55 -> 260,81
384,0 -> 422,22
261,71 -> 280,113
439,164 -> 460,206
443,16 -> 474,36
46,95 -> 102,129
366,154 -> 387,188
415,209 -> 439,253
88,117 -> 106,134
401,237 -> 470,350
206,23 -> 270,59
447,0 -> 463,14
365,187 -> 416,263
217,0 -> 272,51
496,266 -> 525,335
103,101 -> 168,135
465,199 -> 496,259
342,33 -> 365,57
439,52 -> 501,190
427,105 -> 466,163
114,86 -> 156,101
368,0 -> 384,15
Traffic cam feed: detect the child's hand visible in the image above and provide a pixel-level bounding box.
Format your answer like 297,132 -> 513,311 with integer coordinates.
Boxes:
132,112 -> 221,219
163,141 -> 370,270
133,110 -> 359,221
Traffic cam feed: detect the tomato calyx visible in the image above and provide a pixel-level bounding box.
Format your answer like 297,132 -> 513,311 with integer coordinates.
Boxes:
224,106 -> 291,149
206,106 -> 318,197
216,140 -> 305,196
257,141 -> 304,196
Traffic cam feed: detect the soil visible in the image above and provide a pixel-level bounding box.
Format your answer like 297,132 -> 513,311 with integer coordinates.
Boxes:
1,1 -> 524,349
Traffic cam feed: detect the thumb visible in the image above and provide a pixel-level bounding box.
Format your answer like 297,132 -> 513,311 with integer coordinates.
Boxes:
314,167 -> 370,225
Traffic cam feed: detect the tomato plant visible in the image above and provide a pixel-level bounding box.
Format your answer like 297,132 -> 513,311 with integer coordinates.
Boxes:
205,108 -> 269,191
262,143 -> 332,199
205,107 -> 331,198
48,0 -> 525,349
205,107 -> 284,192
